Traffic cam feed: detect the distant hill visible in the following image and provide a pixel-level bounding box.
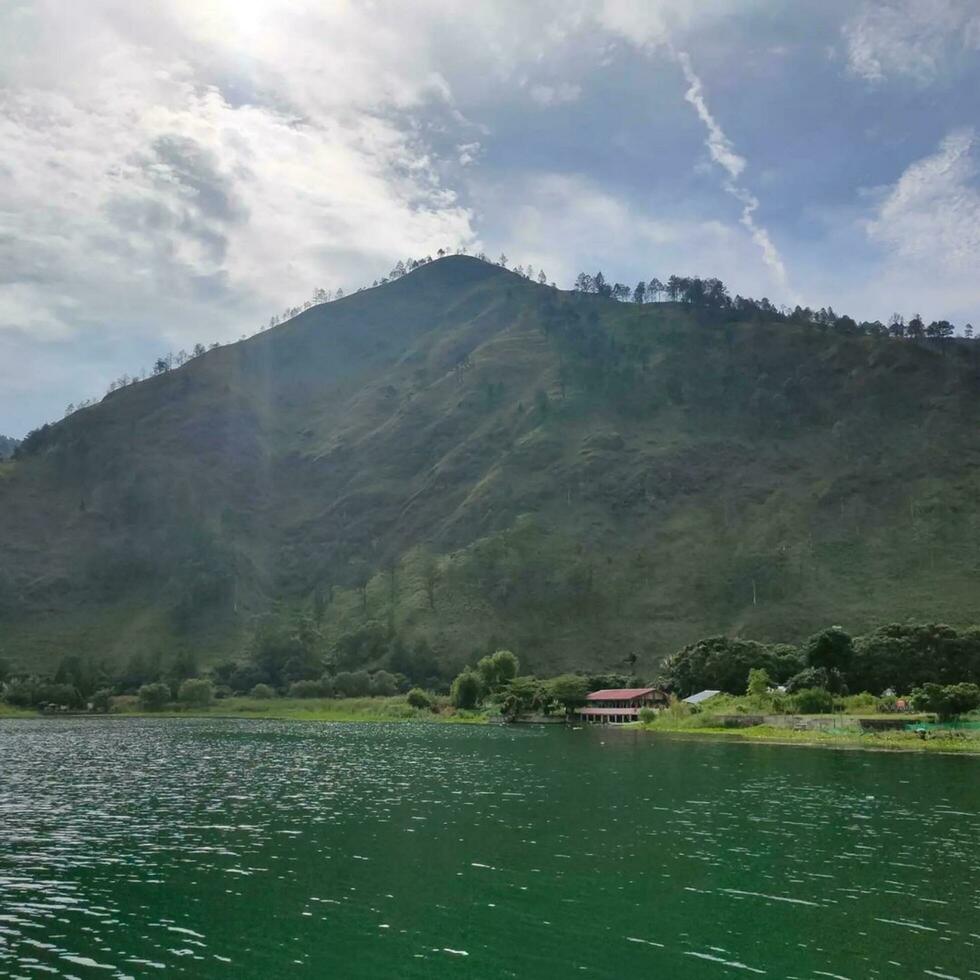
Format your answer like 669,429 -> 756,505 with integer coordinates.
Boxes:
0,435 -> 19,459
1,256 -> 978,680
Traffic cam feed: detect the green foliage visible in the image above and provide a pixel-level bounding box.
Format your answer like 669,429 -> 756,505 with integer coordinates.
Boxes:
177,677 -> 213,707
138,682 -> 171,711
406,687 -> 432,710
90,688 -> 113,713
638,706 -> 657,724
476,649 -> 519,692
369,670 -> 399,697
289,679 -> 324,699
450,670 -> 483,709
334,670 -> 371,698
792,687 -> 834,714
250,683 -> 275,699
498,675 -> 546,719
851,624 -> 980,694
662,636 -> 803,696
785,666 -> 847,695
746,667 -> 770,698
911,682 -> 980,720
803,627 -> 854,673
546,674 -> 589,711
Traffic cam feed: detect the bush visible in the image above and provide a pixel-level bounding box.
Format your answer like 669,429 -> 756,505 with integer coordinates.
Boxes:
35,682 -> 82,709
138,682 -> 171,711
90,688 -> 113,713
289,679 -> 323,699
450,670 -> 483,709
911,682 -> 980,721
250,683 -> 275,699
546,674 -> 590,711
2,677 -> 39,707
793,687 -> 834,714
318,674 -> 335,698
178,678 -> 213,708
785,666 -> 847,695
334,670 -> 371,698
406,687 -> 432,710
638,706 -> 657,724
369,670 -> 398,697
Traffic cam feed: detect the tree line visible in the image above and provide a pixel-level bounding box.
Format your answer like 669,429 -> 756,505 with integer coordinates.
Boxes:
662,622 -> 980,718
571,270 -> 974,340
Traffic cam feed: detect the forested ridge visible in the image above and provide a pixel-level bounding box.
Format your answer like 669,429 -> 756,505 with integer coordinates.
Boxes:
1,255 -> 978,683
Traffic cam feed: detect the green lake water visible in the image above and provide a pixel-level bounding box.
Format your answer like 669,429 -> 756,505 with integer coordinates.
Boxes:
1,719 -> 978,978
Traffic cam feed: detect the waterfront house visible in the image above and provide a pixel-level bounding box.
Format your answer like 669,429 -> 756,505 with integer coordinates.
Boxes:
577,687 -> 668,724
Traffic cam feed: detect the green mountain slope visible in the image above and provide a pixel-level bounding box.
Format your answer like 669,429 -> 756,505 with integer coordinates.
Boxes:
1,256 -> 978,679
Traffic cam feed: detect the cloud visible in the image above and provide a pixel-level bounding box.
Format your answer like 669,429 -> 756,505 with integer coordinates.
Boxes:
866,128 -> 980,273
482,172 -> 786,301
529,82 -> 582,107
843,0 -> 980,84
675,51 -> 792,296
0,3 -> 480,341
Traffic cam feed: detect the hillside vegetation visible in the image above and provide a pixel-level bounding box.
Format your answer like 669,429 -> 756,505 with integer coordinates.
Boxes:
1,256 -> 978,681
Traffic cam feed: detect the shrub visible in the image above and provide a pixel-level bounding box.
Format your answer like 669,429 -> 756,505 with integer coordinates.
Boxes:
90,688 -> 113,713
911,682 -> 980,721
450,670 -> 483,709
178,678 -> 213,708
35,682 -> 82,709
334,670 -> 371,698
638,706 -> 657,724
369,670 -> 398,697
289,679 -> 323,699
250,683 -> 275,699
138,682 -> 171,711
793,687 -> 834,714
318,674 -> 335,698
785,666 -> 847,695
546,674 -> 589,711
2,677 -> 39,707
746,667 -> 771,699
406,687 -> 432,710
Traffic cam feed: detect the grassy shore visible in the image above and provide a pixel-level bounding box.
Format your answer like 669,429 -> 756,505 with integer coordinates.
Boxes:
632,718 -> 980,754
102,695 -> 489,724
0,703 -> 37,719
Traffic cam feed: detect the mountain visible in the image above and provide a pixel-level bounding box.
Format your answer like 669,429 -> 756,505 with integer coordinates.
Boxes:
1,256 -> 978,680
0,435 -> 19,459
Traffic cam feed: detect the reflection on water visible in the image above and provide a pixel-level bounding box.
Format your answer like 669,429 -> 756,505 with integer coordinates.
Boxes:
1,718 -> 978,978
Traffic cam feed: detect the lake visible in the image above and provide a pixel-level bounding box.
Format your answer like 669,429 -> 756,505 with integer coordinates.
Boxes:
1,719 -> 978,978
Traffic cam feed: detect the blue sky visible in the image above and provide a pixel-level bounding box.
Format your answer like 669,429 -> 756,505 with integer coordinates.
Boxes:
2,0 -> 979,436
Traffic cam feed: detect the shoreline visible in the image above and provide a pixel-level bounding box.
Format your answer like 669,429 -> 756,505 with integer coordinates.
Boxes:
5,702 -> 978,755
0,696 -> 488,726
629,721 -> 980,755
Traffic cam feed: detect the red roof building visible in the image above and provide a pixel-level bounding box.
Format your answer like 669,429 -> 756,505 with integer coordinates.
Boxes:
577,687 -> 668,724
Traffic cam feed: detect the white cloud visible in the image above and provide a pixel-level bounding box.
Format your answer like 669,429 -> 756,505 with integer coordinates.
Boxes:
843,0 -> 980,84
0,2 -> 481,347
529,83 -> 583,107
483,172 -> 786,301
866,128 -> 980,273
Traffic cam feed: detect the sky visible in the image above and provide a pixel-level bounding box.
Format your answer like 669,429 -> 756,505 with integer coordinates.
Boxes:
2,0 -> 979,437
